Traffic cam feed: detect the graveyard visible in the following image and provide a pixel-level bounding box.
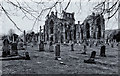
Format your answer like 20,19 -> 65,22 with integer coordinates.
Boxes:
0,38 -> 119,74
0,0 -> 120,75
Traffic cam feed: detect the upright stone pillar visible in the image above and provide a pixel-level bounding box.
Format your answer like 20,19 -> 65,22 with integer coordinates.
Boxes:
70,43 -> 74,51
39,26 -> 44,51
39,40 -> 44,51
43,25 -> 46,42
39,26 -> 42,42
13,34 -> 15,43
49,41 -> 53,52
24,30 -> 26,45
55,43 -> 61,60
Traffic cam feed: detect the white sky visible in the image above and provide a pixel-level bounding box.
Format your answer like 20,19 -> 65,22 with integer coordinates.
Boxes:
0,0 -> 118,35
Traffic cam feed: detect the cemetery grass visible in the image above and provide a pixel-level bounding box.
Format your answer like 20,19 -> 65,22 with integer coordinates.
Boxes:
1,42 -> 119,74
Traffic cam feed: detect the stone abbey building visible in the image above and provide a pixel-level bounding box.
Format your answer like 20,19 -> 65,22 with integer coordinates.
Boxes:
43,11 -> 105,43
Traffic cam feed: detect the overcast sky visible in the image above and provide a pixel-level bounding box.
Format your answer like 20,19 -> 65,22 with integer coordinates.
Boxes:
0,0 -> 118,35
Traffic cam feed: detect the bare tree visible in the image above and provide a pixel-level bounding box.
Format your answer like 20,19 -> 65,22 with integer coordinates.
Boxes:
92,0 -> 119,19
0,0 -> 119,34
0,0 -> 62,33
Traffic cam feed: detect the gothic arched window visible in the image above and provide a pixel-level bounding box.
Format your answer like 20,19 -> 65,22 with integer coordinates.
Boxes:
50,20 -> 54,34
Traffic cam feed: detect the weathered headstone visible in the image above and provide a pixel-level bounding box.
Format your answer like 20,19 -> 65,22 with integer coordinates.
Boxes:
84,51 -> 96,64
90,51 -> 96,58
11,42 -> 18,55
2,39 -> 10,57
100,45 -> 106,57
55,43 -> 61,60
25,52 -> 30,60
39,40 -> 44,51
49,41 -> 53,52
18,41 -> 24,50
71,43 -> 74,51
81,45 -> 87,54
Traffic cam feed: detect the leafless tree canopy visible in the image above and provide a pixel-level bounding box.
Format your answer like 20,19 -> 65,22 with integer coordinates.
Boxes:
0,0 -> 119,33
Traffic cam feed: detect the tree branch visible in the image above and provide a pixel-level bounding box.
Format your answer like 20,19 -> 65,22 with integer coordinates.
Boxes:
0,4 -> 23,32
64,0 -> 71,11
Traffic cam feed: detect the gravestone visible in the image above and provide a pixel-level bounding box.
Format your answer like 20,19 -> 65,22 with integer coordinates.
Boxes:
100,45 -> 106,57
24,30 -> 26,44
39,40 -> 44,51
11,42 -> 18,55
111,43 -> 114,48
18,41 -> 24,50
2,39 -> 10,57
90,51 -> 96,58
84,51 -> 96,64
55,43 -> 61,60
49,41 -> 54,52
81,45 -> 87,54
25,52 -> 30,60
71,43 -> 74,51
